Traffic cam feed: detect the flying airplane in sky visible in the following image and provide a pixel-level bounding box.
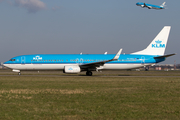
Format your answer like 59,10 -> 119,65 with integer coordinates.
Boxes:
136,2 -> 166,9
3,26 -> 175,76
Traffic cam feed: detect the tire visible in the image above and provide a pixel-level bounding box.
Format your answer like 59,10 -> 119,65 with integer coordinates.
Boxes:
86,71 -> 92,76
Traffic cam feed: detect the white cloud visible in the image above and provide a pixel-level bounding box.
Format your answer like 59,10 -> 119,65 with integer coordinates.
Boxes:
14,0 -> 46,13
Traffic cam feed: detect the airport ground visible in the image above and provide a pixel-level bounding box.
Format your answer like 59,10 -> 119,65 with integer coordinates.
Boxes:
0,69 -> 180,119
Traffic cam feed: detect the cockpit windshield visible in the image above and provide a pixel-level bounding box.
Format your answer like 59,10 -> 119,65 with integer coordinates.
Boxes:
9,59 -> 16,61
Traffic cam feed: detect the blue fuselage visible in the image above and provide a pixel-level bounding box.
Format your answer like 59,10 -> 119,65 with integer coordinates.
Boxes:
4,54 -> 164,66
136,2 -> 164,9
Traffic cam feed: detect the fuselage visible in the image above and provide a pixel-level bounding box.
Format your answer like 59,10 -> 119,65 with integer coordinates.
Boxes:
136,2 -> 164,9
2,26 -> 172,76
3,54 -> 164,71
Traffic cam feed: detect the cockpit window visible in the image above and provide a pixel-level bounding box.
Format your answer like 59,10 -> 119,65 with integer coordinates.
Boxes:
9,59 -> 16,61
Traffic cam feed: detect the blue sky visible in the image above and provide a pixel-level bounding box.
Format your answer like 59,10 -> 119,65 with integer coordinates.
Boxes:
0,0 -> 179,64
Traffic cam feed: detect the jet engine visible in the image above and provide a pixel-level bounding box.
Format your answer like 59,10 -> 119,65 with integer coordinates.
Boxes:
141,5 -> 144,8
63,65 -> 81,73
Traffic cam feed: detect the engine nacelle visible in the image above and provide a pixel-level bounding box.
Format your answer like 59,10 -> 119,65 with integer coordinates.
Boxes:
141,5 -> 144,8
12,69 -> 20,73
64,66 -> 81,73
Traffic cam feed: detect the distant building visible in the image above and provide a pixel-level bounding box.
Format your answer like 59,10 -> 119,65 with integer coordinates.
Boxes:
147,64 -> 177,71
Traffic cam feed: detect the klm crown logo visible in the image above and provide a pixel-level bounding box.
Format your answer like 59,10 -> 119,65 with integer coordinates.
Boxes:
155,40 -> 162,44
68,67 -> 73,71
33,56 -> 42,60
152,40 -> 165,48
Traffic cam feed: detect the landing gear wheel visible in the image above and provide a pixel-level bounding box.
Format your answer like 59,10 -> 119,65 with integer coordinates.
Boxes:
86,71 -> 92,76
18,72 -> 21,75
145,66 -> 149,71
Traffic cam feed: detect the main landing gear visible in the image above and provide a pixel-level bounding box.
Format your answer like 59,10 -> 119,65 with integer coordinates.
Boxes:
18,72 -> 21,75
145,66 -> 149,71
86,71 -> 92,76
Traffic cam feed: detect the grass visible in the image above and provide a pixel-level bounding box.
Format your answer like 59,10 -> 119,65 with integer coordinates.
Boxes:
0,71 -> 180,119
1,69 -> 180,76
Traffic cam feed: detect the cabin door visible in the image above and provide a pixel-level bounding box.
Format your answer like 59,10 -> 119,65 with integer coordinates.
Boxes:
21,56 -> 26,64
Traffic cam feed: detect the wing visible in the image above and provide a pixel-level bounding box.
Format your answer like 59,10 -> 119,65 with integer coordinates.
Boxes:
144,3 -> 152,9
79,49 -> 122,70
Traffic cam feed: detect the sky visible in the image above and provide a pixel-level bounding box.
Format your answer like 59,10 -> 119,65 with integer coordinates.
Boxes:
0,0 -> 179,64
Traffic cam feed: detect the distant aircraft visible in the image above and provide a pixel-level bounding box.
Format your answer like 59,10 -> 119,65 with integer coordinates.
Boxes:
3,26 -> 175,76
136,2 -> 166,9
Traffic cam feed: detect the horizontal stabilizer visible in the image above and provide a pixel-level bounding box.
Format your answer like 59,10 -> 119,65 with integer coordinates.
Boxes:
154,53 -> 176,59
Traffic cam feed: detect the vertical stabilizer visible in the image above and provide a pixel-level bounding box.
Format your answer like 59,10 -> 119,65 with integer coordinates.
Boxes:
161,2 -> 166,7
132,26 -> 171,56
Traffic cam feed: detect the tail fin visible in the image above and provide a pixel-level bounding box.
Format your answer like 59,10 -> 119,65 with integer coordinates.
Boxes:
132,26 -> 171,56
160,2 -> 166,7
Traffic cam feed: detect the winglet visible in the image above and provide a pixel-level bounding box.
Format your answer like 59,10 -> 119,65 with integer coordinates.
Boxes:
113,49 -> 122,60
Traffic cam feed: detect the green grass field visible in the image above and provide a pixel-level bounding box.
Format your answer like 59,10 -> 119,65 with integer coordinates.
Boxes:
0,70 -> 180,119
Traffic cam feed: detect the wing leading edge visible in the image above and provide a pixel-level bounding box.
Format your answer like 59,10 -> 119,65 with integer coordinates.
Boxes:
80,49 -> 122,69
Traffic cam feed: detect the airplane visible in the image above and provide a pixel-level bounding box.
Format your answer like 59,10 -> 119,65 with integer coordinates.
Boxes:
3,26 -> 175,76
136,2 -> 166,9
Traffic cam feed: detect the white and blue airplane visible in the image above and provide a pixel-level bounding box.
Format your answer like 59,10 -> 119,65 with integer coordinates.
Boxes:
136,2 -> 166,9
3,26 -> 175,76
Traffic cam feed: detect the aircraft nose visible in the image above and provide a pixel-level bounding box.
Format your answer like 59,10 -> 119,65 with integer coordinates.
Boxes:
136,2 -> 140,5
3,62 -> 6,65
2,63 -> 6,67
3,61 -> 9,66
3,62 -> 10,68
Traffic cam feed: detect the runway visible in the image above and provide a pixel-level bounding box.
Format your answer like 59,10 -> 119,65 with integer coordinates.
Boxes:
0,75 -> 180,77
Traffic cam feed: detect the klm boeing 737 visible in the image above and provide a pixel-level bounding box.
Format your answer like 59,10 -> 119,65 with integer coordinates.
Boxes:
3,26 -> 175,76
136,2 -> 166,9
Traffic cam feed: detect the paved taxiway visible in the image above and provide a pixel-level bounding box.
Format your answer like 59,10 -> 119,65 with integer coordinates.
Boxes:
0,75 -> 180,77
